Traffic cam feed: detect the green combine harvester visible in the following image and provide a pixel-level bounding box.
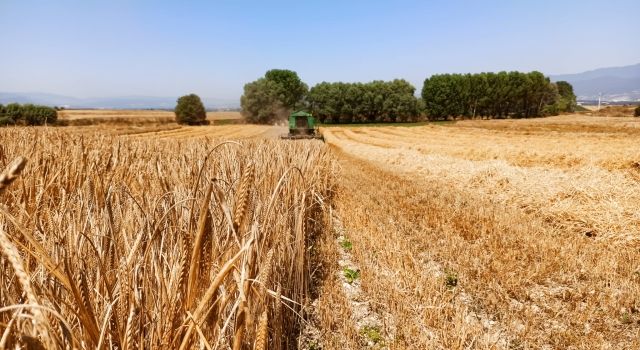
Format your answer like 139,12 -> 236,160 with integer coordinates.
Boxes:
280,111 -> 323,140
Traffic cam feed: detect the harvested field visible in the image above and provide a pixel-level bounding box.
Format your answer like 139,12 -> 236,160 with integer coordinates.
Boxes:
315,114 -> 640,348
581,105 -> 638,118
323,115 -> 640,243
1,114 -> 639,349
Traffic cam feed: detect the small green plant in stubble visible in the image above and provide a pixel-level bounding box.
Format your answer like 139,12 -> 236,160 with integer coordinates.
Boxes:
307,341 -> 321,350
445,269 -> 458,288
340,237 -> 353,251
343,268 -> 360,284
361,325 -> 384,345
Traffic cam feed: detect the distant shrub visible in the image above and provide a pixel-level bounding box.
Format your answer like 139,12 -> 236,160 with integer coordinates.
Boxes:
0,116 -> 16,126
0,103 -> 57,126
175,94 -> 208,125
21,104 -> 58,125
4,103 -> 23,120
635,106 -> 640,117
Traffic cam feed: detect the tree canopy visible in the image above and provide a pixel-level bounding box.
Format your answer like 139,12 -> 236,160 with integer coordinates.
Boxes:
239,69 -> 573,124
241,69 -> 308,124
555,81 -> 577,113
0,103 -> 57,126
240,79 -> 284,124
175,94 -> 208,125
421,71 -> 566,120
264,69 -> 308,109
307,79 -> 419,123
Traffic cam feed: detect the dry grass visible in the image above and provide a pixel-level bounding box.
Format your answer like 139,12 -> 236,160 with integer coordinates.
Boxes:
19,123 -> 278,140
456,113 -> 640,135
323,116 -> 640,243
587,105 -> 638,118
56,110 -> 244,129
0,127 -> 334,349
315,114 -> 640,348
59,109 -> 243,121
127,124 -> 273,140
48,110 -> 278,139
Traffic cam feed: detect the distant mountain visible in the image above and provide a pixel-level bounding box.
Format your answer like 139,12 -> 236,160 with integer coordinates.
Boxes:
550,63 -> 640,102
0,92 -> 240,109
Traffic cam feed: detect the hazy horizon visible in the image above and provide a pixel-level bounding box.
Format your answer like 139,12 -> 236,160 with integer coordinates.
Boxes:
1,0 -> 639,100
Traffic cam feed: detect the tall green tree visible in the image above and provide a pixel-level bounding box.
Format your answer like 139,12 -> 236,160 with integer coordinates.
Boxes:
555,81 -> 577,112
421,71 -> 561,120
240,69 -> 308,124
308,80 -> 419,123
175,94 -> 208,125
240,78 -> 284,124
264,69 -> 308,110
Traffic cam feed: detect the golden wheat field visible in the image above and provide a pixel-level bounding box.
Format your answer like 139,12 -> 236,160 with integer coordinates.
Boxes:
1,114 -> 639,349
58,109 -> 243,122
0,127 -> 333,349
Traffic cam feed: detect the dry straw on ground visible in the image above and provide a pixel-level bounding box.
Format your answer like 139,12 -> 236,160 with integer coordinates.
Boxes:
317,115 -> 640,349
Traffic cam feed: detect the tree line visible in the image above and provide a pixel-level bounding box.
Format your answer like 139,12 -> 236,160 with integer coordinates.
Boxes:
422,71 -> 576,120
240,69 -> 577,124
307,80 -> 419,123
0,103 -> 58,126
240,69 -> 308,124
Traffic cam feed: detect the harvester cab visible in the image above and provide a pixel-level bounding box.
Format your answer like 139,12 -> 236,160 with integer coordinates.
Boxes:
280,111 -> 323,140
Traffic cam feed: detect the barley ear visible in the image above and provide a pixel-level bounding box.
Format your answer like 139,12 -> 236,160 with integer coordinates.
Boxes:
0,227 -> 55,349
0,156 -> 27,194
256,248 -> 274,301
187,181 -> 213,308
254,310 -> 268,350
233,162 -> 255,233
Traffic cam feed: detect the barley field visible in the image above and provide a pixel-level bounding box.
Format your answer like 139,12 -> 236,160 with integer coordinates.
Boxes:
58,110 -> 243,122
0,127 -> 333,349
1,114 -> 639,349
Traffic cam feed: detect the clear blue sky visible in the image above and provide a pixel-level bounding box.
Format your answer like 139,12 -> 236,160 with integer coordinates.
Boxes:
1,0 -> 638,100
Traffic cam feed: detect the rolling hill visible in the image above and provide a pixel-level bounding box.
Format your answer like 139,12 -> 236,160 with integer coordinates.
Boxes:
551,63 -> 640,102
